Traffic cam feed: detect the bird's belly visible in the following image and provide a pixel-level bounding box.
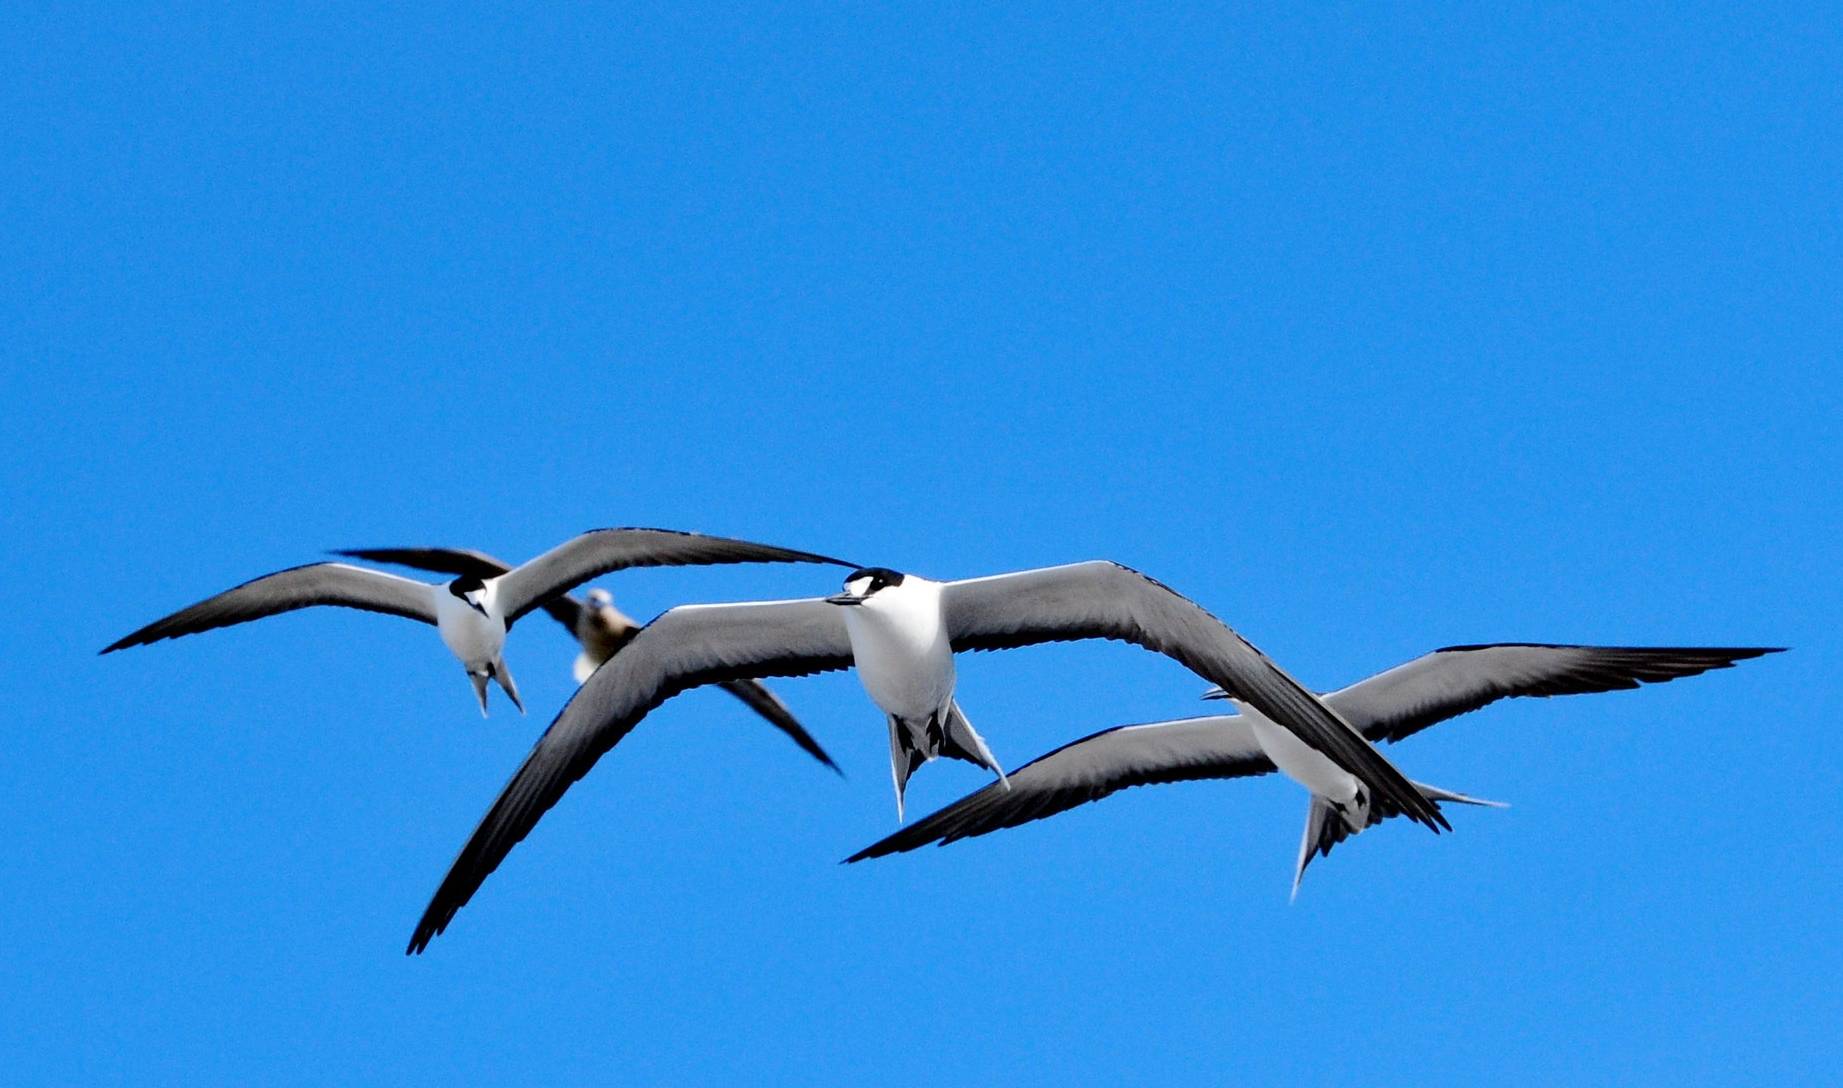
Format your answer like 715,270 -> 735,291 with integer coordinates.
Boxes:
435,597 -> 505,666
576,631 -> 621,668
1248,713 -> 1360,802
845,613 -> 954,720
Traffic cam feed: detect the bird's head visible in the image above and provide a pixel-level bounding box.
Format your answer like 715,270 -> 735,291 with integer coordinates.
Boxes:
586,588 -> 614,609
826,567 -> 906,607
447,575 -> 489,616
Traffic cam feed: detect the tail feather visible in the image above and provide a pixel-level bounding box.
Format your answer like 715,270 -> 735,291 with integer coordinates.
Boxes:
887,716 -> 928,822
491,657 -> 525,715
886,703 -> 1009,823
940,702 -> 1008,789
1292,780 -> 1505,898
468,671 -> 490,717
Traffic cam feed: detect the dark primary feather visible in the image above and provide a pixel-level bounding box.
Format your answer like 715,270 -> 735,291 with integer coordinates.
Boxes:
493,528 -> 855,626
407,598 -> 854,953
334,546 -> 584,635
716,679 -> 841,775
101,563 -> 438,653
941,561 -> 1449,832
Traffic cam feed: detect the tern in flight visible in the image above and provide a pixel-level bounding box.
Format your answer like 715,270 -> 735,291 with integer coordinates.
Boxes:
102,528 -> 853,717
845,644 -> 1781,895
333,544 -> 840,772
408,560 -> 1450,952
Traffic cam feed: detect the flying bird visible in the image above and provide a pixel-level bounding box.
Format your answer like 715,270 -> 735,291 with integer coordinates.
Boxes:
332,544 -> 840,772
408,560 -> 1448,952
845,644 -> 1782,895
102,528 -> 854,717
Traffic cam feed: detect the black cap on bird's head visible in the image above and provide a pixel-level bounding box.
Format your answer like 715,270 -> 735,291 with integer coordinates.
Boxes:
448,575 -> 489,616
827,567 -> 905,606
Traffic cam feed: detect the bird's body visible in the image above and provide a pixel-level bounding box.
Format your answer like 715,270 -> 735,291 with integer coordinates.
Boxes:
838,573 -> 955,722
431,577 -> 520,713
432,580 -> 505,663
571,589 -> 639,682
1241,700 -> 1365,823
831,570 -> 1004,817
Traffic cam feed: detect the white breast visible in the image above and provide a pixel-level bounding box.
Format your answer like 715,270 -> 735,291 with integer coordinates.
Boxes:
434,582 -> 507,668
841,579 -> 956,721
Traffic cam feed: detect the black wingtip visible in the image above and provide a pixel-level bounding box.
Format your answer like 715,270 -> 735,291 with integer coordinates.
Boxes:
840,835 -> 904,864
1422,801 -> 1453,833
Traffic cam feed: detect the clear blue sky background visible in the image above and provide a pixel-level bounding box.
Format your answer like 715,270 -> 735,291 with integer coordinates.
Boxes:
3,4 -> 1838,1084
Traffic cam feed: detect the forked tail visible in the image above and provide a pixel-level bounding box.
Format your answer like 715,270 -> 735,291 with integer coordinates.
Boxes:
1292,781 -> 1505,900
886,701 -> 1008,823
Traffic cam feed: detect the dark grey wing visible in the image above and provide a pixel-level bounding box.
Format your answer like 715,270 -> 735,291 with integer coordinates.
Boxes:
715,680 -> 842,775
408,597 -> 853,953
101,563 -> 436,653
334,546 -> 584,635
1327,644 -> 1785,745
494,528 -> 855,627
846,715 -> 1271,861
940,561 -> 1447,832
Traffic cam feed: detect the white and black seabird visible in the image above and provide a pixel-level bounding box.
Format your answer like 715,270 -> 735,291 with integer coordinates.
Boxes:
102,528 -> 853,717
845,644 -> 1782,895
407,560 -> 1451,952
332,545 -> 840,772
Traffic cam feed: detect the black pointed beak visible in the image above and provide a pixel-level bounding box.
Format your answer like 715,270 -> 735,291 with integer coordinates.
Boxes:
825,594 -> 863,606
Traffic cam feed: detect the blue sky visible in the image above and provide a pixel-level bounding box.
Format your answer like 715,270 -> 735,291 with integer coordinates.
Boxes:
3,4 -> 1838,1083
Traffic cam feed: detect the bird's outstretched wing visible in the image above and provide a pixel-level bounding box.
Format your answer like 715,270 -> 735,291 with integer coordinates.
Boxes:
940,561 -> 1447,832
102,563 -> 437,653
1324,643 -> 1784,744
408,597 -> 853,953
491,528 -> 854,627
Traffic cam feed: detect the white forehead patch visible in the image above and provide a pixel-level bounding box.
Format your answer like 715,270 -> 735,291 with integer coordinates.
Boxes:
844,575 -> 874,597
